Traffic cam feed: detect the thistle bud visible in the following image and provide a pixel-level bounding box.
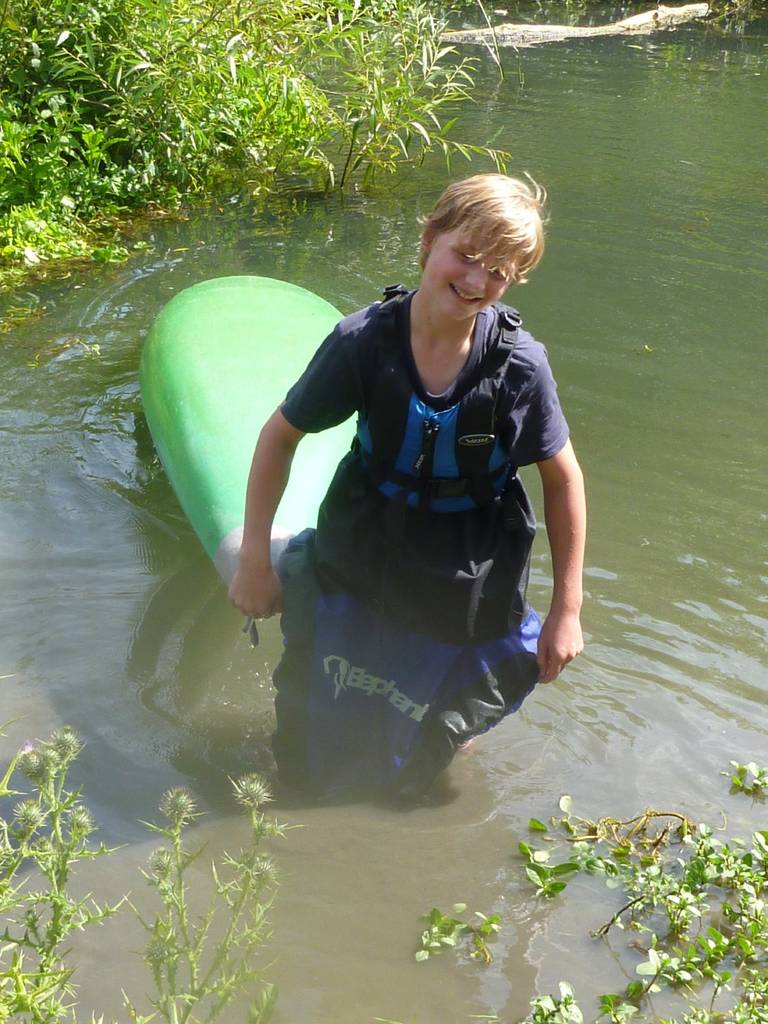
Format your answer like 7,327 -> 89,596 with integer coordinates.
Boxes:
144,937 -> 167,967
68,805 -> 94,840
14,799 -> 44,834
17,749 -> 47,785
50,727 -> 83,764
232,773 -> 272,810
0,844 -> 14,874
159,787 -> 197,827
148,847 -> 173,879
39,747 -> 61,779
253,855 -> 277,886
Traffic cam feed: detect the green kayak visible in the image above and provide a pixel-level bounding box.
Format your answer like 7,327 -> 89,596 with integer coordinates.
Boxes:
140,276 -> 351,581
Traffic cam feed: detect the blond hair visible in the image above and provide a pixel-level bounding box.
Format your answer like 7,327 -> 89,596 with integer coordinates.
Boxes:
419,173 -> 547,284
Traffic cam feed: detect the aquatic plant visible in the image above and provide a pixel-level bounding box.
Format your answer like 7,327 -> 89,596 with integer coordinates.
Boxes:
524,982 -> 584,1024
517,777 -> 768,1023
414,902 -> 501,964
724,760 -> 768,797
8,723 -> 766,1023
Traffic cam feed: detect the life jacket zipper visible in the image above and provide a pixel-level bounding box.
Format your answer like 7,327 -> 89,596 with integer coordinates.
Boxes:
413,418 -> 440,475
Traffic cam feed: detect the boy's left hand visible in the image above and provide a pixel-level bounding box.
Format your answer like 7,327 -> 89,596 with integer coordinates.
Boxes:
536,609 -> 583,683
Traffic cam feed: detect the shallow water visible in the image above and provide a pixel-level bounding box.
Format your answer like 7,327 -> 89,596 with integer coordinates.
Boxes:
1,10 -> 767,1022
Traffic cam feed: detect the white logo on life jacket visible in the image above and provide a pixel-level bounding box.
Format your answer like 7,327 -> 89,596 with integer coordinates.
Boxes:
458,433 -> 495,446
322,655 -> 429,723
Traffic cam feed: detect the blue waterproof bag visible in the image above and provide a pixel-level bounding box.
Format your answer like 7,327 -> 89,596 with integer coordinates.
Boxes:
273,530 -> 540,800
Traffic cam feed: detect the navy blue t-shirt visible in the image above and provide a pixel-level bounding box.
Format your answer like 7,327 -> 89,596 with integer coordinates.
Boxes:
283,291 -> 568,468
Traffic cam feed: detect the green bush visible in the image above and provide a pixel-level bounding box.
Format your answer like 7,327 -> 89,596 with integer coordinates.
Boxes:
0,0 -> 504,273
1,0 -> 330,206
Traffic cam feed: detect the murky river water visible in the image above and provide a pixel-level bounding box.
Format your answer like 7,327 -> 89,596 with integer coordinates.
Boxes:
1,10 -> 767,1022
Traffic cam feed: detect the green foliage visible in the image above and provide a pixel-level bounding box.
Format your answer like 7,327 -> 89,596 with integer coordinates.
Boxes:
519,834 -> 579,899
125,775 -> 281,1024
725,760 -> 768,796
0,0 -> 507,274
708,0 -> 768,29
0,726 -> 281,1023
523,982 -> 583,1024
597,993 -> 638,1023
1,0 -> 330,208
324,0 -> 506,187
518,781 -> 768,1024
415,902 -> 501,964
0,203 -> 91,266
0,728 -> 122,1022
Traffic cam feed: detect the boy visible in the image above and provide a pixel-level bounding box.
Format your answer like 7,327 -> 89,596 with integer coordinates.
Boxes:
229,174 -> 585,799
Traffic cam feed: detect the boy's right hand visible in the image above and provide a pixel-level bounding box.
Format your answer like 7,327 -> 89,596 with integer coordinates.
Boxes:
228,562 -> 283,619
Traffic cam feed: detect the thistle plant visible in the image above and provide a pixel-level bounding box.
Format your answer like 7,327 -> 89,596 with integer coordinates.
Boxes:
0,726 -> 122,1023
1,725 -> 283,1023
126,774 -> 283,1024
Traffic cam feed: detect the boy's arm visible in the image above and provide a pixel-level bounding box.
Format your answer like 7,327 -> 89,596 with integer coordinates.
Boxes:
228,407 -> 305,618
535,439 -> 586,683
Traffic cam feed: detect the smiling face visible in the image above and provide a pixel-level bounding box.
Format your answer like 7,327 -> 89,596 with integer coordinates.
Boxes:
418,226 -> 511,324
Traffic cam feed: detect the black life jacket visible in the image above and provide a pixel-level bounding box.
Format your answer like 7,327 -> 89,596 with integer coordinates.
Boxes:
313,286 -> 536,643
354,284 -> 523,511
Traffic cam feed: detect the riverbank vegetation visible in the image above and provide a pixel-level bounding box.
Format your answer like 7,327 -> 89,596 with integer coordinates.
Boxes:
2,727 -> 767,1020
2,0 -> 766,288
0,0 -> 505,285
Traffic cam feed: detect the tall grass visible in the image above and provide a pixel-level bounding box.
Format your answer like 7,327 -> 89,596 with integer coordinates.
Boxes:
0,0 -> 506,274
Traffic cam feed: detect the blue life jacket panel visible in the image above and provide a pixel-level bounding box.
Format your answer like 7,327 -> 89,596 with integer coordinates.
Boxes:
355,285 -> 523,511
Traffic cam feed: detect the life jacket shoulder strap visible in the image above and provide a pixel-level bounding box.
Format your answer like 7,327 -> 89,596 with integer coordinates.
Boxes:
382,282 -> 410,303
450,304 -> 521,501
483,303 -> 521,373
354,286 -> 412,472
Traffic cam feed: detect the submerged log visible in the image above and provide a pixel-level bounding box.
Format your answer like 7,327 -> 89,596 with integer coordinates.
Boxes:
442,3 -> 710,48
